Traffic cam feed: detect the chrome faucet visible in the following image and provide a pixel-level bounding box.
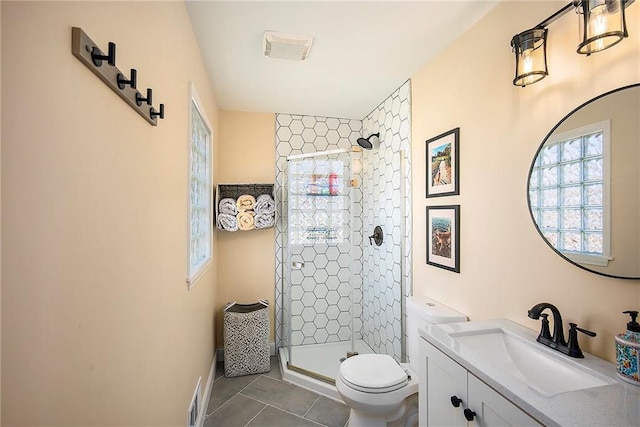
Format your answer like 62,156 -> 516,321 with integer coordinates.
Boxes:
527,302 -> 596,358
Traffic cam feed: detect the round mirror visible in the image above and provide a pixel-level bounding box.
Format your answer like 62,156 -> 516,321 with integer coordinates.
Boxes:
527,83 -> 640,279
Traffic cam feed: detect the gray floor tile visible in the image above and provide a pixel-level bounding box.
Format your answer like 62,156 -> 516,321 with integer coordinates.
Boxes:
214,361 -> 224,381
247,405 -> 320,427
262,356 -> 282,381
204,357 -> 346,427
304,396 -> 350,427
204,394 -> 266,427
207,373 -> 260,414
241,375 -> 320,416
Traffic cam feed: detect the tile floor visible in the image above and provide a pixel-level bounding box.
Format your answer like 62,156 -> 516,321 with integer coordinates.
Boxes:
204,356 -> 350,427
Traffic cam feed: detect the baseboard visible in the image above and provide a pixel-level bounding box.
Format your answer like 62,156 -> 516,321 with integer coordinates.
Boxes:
196,352 -> 217,427
216,341 -> 276,361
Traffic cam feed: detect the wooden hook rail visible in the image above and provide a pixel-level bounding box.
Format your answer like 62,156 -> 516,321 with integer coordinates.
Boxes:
71,27 -> 165,126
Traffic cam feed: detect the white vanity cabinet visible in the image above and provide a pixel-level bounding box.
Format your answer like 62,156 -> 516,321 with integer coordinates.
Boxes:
419,338 -> 541,427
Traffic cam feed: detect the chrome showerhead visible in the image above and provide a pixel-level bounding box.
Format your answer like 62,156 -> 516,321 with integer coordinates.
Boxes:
356,133 -> 380,150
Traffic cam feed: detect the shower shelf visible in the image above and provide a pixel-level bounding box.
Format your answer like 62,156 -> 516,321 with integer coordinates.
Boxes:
288,165 -> 347,244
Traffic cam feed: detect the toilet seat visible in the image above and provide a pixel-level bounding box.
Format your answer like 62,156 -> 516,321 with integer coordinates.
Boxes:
339,354 -> 408,394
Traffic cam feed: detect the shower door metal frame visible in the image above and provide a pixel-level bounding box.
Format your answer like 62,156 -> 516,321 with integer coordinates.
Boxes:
286,147 -> 353,161
281,148 -> 356,384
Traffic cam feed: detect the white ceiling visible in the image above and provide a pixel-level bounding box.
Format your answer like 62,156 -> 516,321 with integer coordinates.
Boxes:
186,1 -> 499,119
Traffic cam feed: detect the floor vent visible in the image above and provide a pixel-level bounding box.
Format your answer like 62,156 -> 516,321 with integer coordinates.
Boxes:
188,377 -> 202,427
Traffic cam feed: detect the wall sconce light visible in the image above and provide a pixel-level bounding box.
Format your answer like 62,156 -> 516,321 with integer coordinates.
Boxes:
576,0 -> 628,54
511,0 -> 634,87
511,28 -> 548,87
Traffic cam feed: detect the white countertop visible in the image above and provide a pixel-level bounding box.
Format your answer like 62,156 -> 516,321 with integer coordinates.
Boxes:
419,318 -> 640,427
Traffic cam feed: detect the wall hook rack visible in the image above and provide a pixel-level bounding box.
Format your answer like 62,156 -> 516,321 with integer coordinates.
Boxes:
71,27 -> 165,126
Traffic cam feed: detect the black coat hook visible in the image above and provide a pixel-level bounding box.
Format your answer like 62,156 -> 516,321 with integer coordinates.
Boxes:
117,69 -> 137,90
150,104 -> 165,120
90,42 -> 115,67
136,88 -> 152,106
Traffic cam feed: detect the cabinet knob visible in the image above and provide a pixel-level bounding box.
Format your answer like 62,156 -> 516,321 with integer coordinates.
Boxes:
450,395 -> 463,408
464,408 -> 477,421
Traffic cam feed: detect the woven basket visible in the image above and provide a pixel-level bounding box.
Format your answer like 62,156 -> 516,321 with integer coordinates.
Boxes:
223,300 -> 270,377
217,183 -> 274,201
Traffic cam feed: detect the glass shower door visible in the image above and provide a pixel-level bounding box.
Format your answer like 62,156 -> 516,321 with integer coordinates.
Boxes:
283,148 -> 357,383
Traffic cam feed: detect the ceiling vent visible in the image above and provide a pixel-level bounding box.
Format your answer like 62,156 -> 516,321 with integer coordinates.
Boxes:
263,31 -> 314,61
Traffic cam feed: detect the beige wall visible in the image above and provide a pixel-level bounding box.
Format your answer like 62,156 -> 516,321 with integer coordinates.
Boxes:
216,110 -> 276,345
412,1 -> 640,362
1,2 -> 218,425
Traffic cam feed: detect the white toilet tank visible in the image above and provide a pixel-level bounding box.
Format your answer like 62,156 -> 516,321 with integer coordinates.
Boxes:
406,295 -> 467,372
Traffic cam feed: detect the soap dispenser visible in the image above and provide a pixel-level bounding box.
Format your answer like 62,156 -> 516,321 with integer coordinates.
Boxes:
615,310 -> 640,385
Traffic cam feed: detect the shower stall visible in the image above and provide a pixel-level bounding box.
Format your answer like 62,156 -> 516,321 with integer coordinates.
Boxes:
274,81 -> 412,396
279,148 -> 373,384
277,146 -> 408,390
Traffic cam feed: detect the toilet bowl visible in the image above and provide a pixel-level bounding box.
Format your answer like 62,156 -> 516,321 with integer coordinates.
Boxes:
336,353 -> 418,427
336,295 -> 467,427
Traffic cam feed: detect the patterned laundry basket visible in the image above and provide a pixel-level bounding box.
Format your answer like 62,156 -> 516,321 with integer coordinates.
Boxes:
223,300 -> 271,377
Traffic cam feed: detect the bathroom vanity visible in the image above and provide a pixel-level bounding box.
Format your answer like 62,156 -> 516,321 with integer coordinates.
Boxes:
418,319 -> 640,426
420,338 -> 539,426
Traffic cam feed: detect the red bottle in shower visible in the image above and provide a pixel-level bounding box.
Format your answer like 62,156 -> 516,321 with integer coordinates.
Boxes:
329,173 -> 338,195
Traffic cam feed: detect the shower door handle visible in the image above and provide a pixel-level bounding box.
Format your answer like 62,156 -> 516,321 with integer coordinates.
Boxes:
292,261 -> 305,269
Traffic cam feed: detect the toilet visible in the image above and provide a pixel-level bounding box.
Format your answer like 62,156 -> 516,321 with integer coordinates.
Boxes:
336,295 -> 467,427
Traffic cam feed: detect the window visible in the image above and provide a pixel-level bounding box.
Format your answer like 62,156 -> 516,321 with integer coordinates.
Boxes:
287,155 -> 351,246
187,83 -> 212,287
529,120 -> 611,266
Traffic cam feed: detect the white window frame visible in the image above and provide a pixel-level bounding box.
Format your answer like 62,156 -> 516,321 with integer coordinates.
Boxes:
533,120 -> 611,267
186,82 -> 213,288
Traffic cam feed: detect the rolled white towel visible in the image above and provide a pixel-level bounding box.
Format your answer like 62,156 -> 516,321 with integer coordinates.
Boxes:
255,213 -> 275,229
237,211 -> 256,231
236,194 -> 256,212
254,194 -> 275,216
218,198 -> 238,215
217,213 -> 238,232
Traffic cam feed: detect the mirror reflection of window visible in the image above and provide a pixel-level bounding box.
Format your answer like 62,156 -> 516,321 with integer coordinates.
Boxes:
529,120 -> 611,267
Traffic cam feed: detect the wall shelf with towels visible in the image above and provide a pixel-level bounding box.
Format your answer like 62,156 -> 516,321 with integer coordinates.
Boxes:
215,183 -> 275,232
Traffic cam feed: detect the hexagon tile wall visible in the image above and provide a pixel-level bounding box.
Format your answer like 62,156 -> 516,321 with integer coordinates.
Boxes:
274,115 -> 362,351
361,81 -> 412,360
274,80 -> 412,363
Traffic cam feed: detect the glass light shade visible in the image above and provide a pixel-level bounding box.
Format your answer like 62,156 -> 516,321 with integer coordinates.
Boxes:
511,28 -> 549,87
575,0 -> 628,54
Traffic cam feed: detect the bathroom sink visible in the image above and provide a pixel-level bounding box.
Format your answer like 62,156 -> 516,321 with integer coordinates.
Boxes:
449,328 -> 613,396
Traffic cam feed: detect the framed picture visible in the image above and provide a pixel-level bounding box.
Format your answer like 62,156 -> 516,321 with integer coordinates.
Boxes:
426,205 -> 460,273
426,128 -> 459,198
